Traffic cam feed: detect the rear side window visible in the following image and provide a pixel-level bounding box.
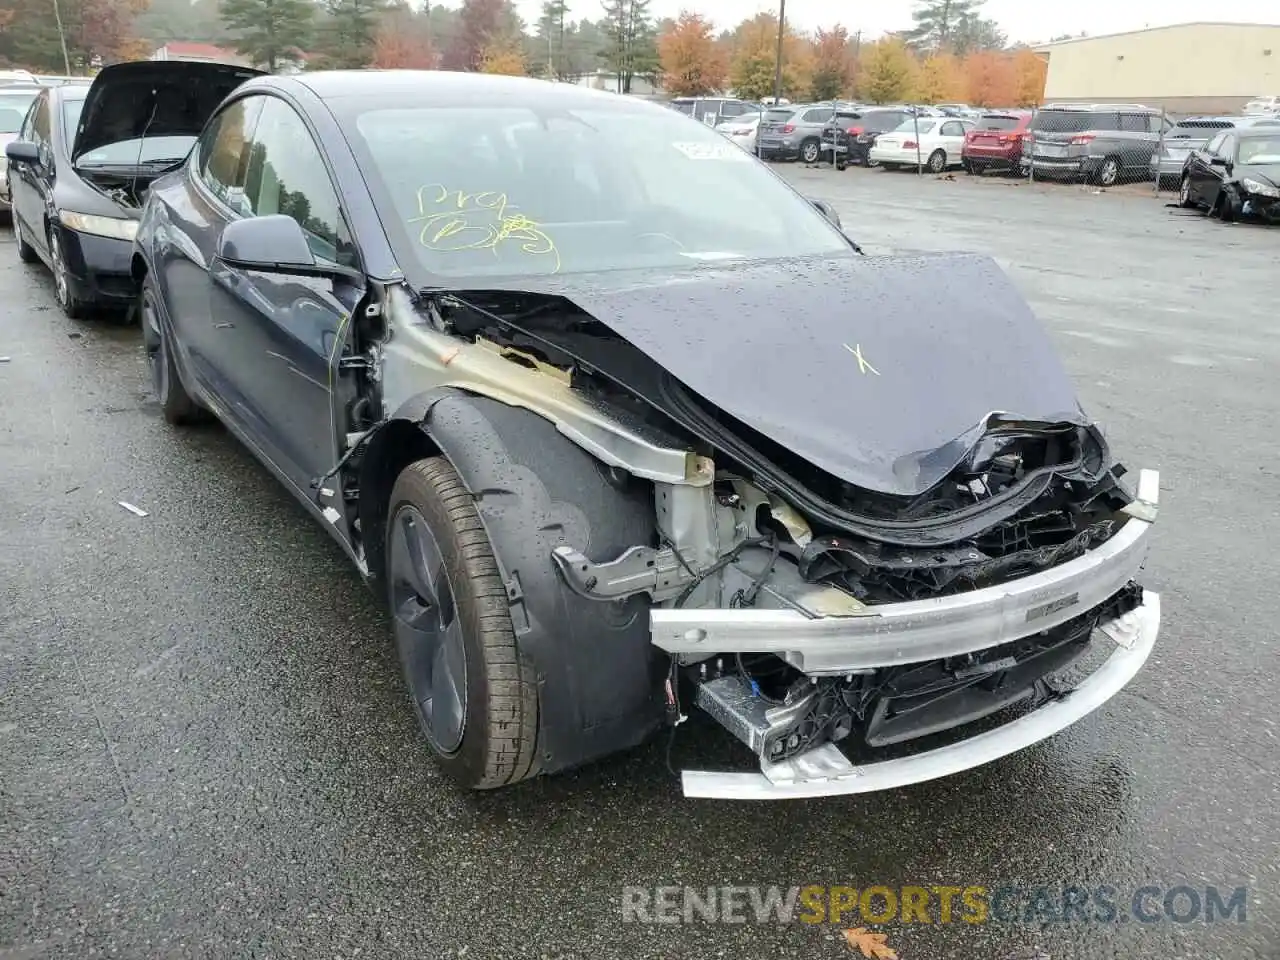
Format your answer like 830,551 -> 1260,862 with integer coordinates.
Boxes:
670,101 -> 695,116
1032,111 -> 1098,134
801,108 -> 834,123
765,109 -> 795,122
976,114 -> 1021,130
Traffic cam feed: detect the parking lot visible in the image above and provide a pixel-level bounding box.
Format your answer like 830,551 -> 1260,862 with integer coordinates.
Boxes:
2,166 -> 1278,960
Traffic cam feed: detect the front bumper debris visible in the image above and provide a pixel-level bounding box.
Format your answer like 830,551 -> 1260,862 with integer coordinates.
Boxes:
658,469 -> 1161,800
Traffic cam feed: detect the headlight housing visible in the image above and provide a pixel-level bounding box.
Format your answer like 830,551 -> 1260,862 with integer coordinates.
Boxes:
1240,177 -> 1280,198
58,210 -> 139,241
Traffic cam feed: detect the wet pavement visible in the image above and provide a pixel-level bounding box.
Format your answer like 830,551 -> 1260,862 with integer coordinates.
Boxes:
2,169 -> 1278,960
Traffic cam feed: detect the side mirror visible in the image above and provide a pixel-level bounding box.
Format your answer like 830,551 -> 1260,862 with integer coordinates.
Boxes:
808,197 -> 842,229
5,140 -> 40,165
216,214 -> 319,274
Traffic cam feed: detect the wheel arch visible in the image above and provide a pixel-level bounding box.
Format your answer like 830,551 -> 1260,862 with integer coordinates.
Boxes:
358,388 -> 667,774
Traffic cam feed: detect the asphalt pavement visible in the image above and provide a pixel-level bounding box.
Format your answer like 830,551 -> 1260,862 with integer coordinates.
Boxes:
2,169 -> 1278,960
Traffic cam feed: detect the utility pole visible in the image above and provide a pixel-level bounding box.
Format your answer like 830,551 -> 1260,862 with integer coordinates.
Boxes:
771,0 -> 786,104
51,0 -> 72,75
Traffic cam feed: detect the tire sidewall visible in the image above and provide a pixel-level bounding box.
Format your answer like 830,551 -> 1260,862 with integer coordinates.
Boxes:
929,150 -> 946,173
386,468 -> 508,785
141,281 -> 172,406
801,139 -> 819,163
1099,158 -> 1120,186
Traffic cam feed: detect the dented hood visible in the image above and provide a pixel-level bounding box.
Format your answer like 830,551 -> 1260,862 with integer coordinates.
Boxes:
72,60 -> 264,165
535,253 -> 1086,497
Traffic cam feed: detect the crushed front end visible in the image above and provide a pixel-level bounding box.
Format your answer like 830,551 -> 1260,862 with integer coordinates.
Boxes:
555,429 -> 1160,800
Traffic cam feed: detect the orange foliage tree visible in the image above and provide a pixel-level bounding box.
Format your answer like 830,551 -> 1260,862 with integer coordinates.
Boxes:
1011,47 -> 1047,106
963,49 -> 1017,106
658,12 -> 726,96
727,13 -> 811,101
808,25 -> 855,100
480,40 -> 526,75
916,53 -> 964,102
372,26 -> 437,67
857,36 -> 916,104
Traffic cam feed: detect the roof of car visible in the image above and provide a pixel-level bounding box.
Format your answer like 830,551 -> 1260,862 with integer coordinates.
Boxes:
285,69 -> 672,112
1040,102 -> 1158,113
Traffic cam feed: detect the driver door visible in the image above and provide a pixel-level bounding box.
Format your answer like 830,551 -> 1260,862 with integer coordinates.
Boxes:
1201,132 -> 1236,209
10,93 -> 52,261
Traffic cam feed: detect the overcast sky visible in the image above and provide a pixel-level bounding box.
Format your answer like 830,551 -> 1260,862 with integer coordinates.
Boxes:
507,0 -> 1277,45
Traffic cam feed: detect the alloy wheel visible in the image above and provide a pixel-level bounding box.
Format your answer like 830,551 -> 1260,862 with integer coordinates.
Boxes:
1179,176 -> 1191,207
802,141 -> 819,163
49,232 -> 69,307
1099,158 -> 1120,187
388,504 -> 468,754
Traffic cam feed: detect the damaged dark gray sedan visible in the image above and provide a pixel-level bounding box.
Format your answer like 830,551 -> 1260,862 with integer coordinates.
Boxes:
132,70 -> 1161,799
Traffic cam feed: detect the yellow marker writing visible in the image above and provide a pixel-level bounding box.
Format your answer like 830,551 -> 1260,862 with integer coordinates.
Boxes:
843,342 -> 880,376
408,184 -> 561,273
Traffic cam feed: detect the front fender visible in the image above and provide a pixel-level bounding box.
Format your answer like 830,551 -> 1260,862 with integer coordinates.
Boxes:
377,389 -> 666,775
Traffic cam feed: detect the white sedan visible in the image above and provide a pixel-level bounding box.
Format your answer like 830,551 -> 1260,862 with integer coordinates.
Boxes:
716,114 -> 762,153
869,117 -> 976,173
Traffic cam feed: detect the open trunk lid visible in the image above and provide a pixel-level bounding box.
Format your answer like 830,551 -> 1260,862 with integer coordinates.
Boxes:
71,60 -> 264,166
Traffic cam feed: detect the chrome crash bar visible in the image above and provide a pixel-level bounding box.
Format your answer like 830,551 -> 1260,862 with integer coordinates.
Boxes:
681,592 -> 1160,799
651,469 -> 1160,676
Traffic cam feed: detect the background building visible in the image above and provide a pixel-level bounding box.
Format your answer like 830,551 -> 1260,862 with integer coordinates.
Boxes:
1034,22 -> 1280,114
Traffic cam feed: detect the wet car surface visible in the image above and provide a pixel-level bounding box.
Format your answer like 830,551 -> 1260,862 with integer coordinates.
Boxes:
2,166 -> 1278,958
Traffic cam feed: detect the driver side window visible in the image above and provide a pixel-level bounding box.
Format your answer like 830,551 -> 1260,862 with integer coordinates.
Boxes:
196,96 -> 265,215
1218,134 -> 1237,159
1205,132 -> 1227,155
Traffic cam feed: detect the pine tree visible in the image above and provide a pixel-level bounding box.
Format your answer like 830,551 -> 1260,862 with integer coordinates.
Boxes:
534,0 -> 568,79
316,0 -> 388,69
220,0 -> 314,71
905,0 -> 983,55
600,0 -> 655,93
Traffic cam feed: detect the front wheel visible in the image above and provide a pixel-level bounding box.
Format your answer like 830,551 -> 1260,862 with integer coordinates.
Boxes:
48,229 -> 85,319
386,457 -> 539,790
1178,174 -> 1195,208
1217,187 -> 1241,222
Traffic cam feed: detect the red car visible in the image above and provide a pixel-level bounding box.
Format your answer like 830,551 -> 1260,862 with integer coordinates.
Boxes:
962,110 -> 1033,174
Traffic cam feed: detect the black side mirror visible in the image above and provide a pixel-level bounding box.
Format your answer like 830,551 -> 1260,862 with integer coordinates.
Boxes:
216,214 -> 322,275
808,197 -> 841,229
5,140 -> 39,165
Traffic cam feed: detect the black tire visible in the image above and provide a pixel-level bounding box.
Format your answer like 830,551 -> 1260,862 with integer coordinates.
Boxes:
47,228 -> 86,319
962,158 -> 977,174
14,217 -> 37,263
140,274 -> 207,425
1178,174 -> 1196,209
386,457 -> 539,790
881,162 -> 899,171
1097,156 -> 1121,187
800,139 -> 820,164
1217,187 -> 1240,223
835,161 -> 847,171
927,149 -> 947,174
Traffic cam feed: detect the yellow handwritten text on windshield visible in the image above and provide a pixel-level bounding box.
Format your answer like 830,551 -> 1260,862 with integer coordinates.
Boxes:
408,184 -> 561,273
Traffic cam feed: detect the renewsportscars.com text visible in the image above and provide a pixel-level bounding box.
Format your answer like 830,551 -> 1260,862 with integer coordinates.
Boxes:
620,885 -> 1248,926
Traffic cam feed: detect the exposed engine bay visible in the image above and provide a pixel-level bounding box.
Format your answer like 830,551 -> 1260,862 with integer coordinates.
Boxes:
78,170 -> 152,211
369,263 -> 1161,797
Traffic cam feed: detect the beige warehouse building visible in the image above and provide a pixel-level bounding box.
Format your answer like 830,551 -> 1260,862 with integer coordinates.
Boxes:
1034,21 -> 1280,114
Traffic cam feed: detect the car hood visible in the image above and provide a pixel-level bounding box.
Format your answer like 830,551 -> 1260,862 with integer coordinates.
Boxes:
505,253 -> 1087,497
72,60 -> 264,165
1239,163 -> 1280,187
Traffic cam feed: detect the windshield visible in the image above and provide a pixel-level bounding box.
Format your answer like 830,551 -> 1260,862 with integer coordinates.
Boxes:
347,103 -> 850,281
0,92 -> 35,134
976,114 -> 1021,130
889,118 -> 937,134
1239,137 -> 1280,164
60,98 -> 195,165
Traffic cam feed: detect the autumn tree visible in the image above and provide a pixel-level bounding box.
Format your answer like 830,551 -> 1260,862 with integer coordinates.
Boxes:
601,0 -> 657,93
480,38 -> 524,75
443,0 -> 522,71
0,0 -> 150,70
371,2 -> 436,68
808,25 -> 855,101
657,12 -> 724,96
313,0 -> 387,68
220,0 -> 314,71
963,49 -> 1016,106
728,13 -> 810,102
858,36 -> 916,104
905,0 -> 983,54
915,52 -> 963,101
1011,46 -> 1046,106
